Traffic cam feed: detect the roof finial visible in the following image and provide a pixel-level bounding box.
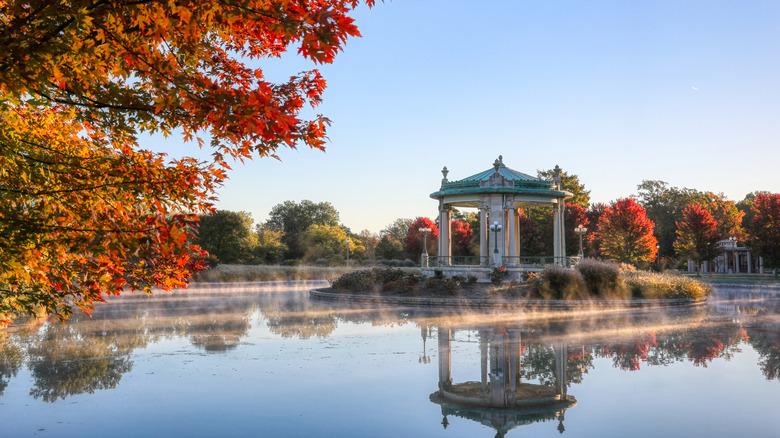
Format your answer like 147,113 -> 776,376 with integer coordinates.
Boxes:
553,165 -> 562,189
493,158 -> 501,172
441,166 -> 449,186
499,155 -> 503,164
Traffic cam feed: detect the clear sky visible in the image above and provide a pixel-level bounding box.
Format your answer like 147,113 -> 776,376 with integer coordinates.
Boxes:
149,0 -> 780,234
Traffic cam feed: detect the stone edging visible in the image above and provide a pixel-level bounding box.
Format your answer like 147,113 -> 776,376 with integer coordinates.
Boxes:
309,288 -> 705,309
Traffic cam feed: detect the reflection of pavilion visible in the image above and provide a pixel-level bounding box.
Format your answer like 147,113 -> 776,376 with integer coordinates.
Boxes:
431,327 -> 576,437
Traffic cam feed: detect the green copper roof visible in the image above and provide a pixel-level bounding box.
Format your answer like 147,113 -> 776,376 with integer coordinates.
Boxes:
430,156 -> 572,201
458,163 -> 536,182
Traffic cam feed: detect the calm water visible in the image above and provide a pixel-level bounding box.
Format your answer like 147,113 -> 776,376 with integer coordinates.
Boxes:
1,281 -> 779,438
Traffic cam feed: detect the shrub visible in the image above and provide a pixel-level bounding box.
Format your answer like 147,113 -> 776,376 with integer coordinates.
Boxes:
489,266 -> 509,284
442,278 -> 460,293
622,271 -> 711,300
532,265 -> 588,300
434,269 -> 444,279
331,270 -> 377,292
466,275 -> 478,285
425,277 -> 442,289
576,259 -> 625,298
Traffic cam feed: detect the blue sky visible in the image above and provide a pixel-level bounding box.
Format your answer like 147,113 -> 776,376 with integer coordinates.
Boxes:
150,0 -> 780,233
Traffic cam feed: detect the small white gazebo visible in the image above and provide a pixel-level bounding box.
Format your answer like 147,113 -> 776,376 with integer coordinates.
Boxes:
423,156 -> 577,280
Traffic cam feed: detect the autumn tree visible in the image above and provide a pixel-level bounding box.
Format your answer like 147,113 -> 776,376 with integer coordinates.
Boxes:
737,191 -> 771,231
264,200 -> 340,260
746,193 -> 780,277
636,181 -> 743,260
450,220 -> 474,256
0,1 -> 374,323
598,198 -> 658,264
584,203 -> 607,258
405,217 -> 438,258
517,214 -> 546,256
673,204 -> 722,276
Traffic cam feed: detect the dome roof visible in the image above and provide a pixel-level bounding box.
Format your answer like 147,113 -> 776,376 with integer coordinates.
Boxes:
430,156 -> 571,203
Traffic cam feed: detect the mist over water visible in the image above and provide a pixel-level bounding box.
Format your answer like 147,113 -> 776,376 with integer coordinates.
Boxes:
1,282 -> 779,437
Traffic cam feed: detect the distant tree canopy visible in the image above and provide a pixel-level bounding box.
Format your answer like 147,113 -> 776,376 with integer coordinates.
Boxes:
265,200 -> 340,259
636,180 -> 743,260
598,198 -> 658,264
674,204 -> 722,275
405,217 -> 438,258
746,193 -> 780,276
194,210 -> 256,264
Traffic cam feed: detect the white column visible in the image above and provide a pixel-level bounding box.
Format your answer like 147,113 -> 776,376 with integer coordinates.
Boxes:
553,204 -> 561,259
734,252 -> 740,273
438,327 -> 452,392
514,210 -> 521,258
760,256 -> 764,274
507,207 -> 516,264
479,206 -> 488,266
747,251 -> 753,274
489,196 -> 505,266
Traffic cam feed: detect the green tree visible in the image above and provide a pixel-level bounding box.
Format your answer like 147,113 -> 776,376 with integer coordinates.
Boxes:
252,225 -> 287,265
194,210 -> 256,264
746,193 -> 780,277
537,169 -> 591,209
598,198 -> 658,264
381,218 -> 413,252
673,204 -> 722,276
265,200 -> 340,259
300,224 -> 364,264
356,230 -> 379,260
375,235 -> 403,260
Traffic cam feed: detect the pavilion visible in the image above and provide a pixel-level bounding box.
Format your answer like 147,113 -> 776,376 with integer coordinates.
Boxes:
423,156 -> 579,281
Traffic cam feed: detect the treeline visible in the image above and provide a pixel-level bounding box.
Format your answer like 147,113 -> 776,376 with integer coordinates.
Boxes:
192,175 -> 780,272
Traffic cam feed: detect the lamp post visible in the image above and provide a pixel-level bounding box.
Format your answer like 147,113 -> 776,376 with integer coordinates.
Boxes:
419,227 -> 431,267
489,221 -> 502,253
346,238 -> 350,268
574,225 -> 587,258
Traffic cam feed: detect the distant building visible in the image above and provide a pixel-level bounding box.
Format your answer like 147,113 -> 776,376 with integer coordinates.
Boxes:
689,238 -> 765,274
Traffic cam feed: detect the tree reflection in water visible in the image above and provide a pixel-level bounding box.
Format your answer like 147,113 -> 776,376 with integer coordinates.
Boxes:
0,331 -> 24,396
1,284 -> 780,409
26,323 -> 134,402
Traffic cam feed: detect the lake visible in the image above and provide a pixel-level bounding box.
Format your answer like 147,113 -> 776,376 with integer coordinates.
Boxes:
1,281 -> 778,437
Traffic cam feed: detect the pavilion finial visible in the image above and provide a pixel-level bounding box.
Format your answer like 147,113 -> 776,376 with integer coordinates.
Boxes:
553,165 -> 562,189
493,158 -> 501,172
441,166 -> 449,187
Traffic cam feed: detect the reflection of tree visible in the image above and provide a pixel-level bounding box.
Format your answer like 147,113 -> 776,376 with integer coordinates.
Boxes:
27,323 -> 134,402
261,299 -> 337,339
596,332 -> 657,371
594,324 -> 746,371
748,328 -> 780,381
519,342 -> 593,387
0,333 -> 24,396
180,312 -> 253,352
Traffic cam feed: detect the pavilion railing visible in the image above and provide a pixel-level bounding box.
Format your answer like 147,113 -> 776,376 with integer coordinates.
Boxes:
502,256 -> 582,268
423,255 -> 581,268
424,256 -> 488,267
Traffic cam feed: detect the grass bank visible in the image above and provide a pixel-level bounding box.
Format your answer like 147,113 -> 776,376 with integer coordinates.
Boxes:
194,264 -> 421,283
